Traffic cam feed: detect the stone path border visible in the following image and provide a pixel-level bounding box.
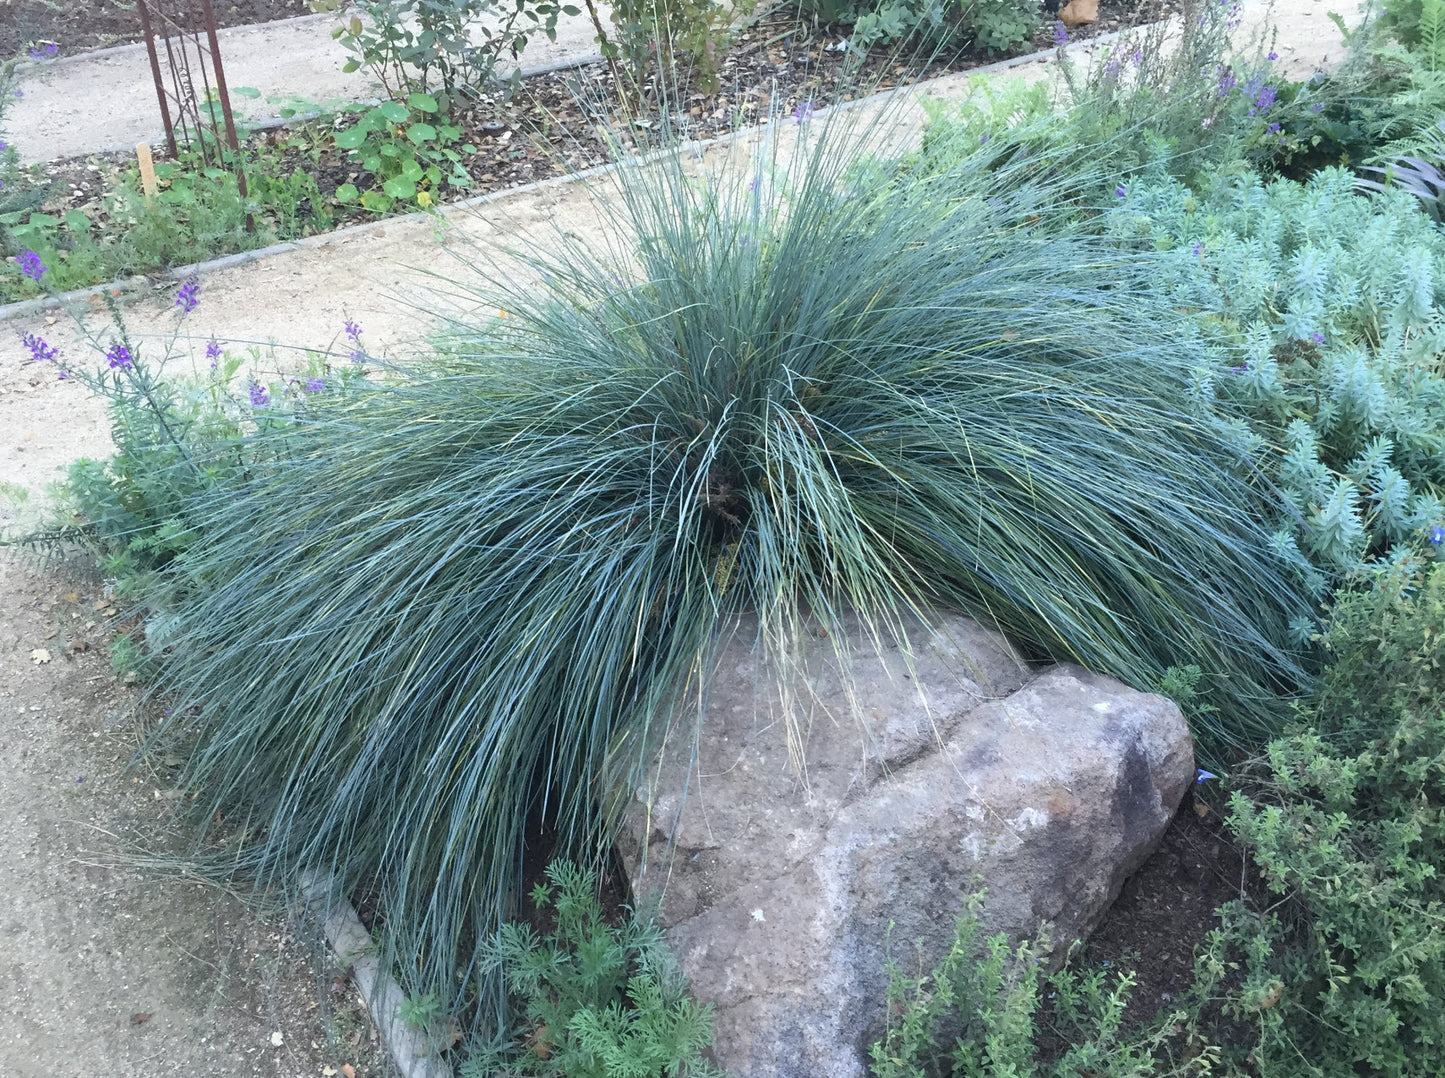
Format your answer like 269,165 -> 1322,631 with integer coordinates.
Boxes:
300,874 -> 454,1078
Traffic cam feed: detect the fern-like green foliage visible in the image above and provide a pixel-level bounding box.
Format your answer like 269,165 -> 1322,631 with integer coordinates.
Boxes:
464,862 -> 721,1078
1109,166 -> 1445,576
869,893 -> 1223,1078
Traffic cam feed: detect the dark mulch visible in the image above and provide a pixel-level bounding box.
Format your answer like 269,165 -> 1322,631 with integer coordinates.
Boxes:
0,0 -> 312,59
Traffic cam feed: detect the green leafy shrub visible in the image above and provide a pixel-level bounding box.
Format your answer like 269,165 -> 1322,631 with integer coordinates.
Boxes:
1108,166 -> 1445,576
803,0 -> 1040,55
602,0 -> 740,96
317,0 -> 575,105
464,861 -> 720,1077
1213,560 -> 1445,1075
90,124 -> 1309,1036
332,93 -> 475,212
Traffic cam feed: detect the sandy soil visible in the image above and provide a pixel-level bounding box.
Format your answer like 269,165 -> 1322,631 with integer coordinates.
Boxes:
0,1 -> 1353,1073
10,8 -> 610,164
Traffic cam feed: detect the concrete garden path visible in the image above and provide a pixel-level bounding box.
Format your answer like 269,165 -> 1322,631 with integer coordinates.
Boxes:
10,6 -> 609,164
0,2 -> 1348,1074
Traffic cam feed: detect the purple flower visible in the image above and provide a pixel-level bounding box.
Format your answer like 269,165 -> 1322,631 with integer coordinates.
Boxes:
793,101 -> 814,125
1196,769 -> 1217,784
175,275 -> 199,313
1104,55 -> 1123,77
1115,181 -> 1128,199
12,89 -> 23,98
21,331 -> 58,362
15,250 -> 45,282
106,343 -> 133,371
1431,524 -> 1445,545
206,338 -> 223,368
980,133 -> 989,143
1052,21 -> 1069,45
1216,72 -> 1236,97
1201,116 -> 1215,129
0,140 -> 7,151
304,375 -> 325,393
349,349 -> 366,364
1129,47 -> 1142,66
747,176 -> 758,193
248,381 -> 270,407
27,48 -> 42,59
45,42 -> 58,55
1310,330 -> 1325,344
1227,362 -> 1249,374
1267,50 -> 1278,60
1310,102 -> 1324,114
1267,122 -> 1282,134
1249,84 -> 1278,115
1190,241 -> 1203,257
343,319 -> 362,341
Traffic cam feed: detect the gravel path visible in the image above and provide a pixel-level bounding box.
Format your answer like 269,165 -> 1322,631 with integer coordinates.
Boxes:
0,3 -> 1349,1073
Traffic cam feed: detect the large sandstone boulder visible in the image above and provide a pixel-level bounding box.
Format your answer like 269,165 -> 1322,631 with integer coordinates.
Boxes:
617,611 -> 1194,1078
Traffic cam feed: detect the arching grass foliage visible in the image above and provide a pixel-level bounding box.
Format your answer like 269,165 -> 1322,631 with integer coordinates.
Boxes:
133,119 -> 1315,1033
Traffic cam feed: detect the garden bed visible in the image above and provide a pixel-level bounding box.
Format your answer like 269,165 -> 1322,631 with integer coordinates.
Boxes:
5,0 -> 1174,303
0,0 -> 313,59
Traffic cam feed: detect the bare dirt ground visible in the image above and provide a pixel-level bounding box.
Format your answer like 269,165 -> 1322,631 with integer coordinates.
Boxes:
0,550 -> 392,1078
0,2 -> 1350,1073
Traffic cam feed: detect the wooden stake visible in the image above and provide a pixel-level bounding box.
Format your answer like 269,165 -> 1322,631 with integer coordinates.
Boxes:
136,143 -> 158,200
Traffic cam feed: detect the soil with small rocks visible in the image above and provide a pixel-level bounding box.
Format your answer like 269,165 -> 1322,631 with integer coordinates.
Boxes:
0,0 -> 314,59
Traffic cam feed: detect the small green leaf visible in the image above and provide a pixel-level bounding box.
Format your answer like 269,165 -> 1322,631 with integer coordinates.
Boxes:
341,59 -> 360,72
360,189 -> 392,213
562,4 -> 580,13
26,213 -> 59,227
378,101 -> 410,123
401,159 -> 424,182
460,144 -> 477,154
335,182 -> 359,203
334,126 -> 367,150
232,85 -> 262,99
407,123 -> 438,144
64,209 -> 92,231
379,142 -> 401,157
361,153 -> 382,171
407,92 -> 439,114
383,175 -> 417,199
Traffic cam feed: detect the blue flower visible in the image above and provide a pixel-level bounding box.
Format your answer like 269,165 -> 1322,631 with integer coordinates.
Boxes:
106,343 -> 133,370
1310,331 -> 1325,344
1052,21 -> 1069,45
1196,769 -> 1217,784
1115,182 -> 1128,199
304,375 -> 325,393
1431,524 -> 1445,545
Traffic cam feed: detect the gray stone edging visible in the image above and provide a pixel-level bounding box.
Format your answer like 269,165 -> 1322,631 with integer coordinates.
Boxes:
298,873 -> 454,1078
0,27 -> 1139,325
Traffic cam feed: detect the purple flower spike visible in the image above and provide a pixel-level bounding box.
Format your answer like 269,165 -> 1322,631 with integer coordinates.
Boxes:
206,338 -> 223,368
304,375 -> 325,393
106,343 -> 133,371
175,275 -> 199,313
1431,524 -> 1445,545
249,381 -> 270,408
1052,21 -> 1069,45
1267,50 -> 1278,60
349,349 -> 366,364
793,101 -> 814,125
343,319 -> 362,341
1115,181 -> 1128,199
1129,47 -> 1142,65
21,331 -> 58,363
15,250 -> 46,282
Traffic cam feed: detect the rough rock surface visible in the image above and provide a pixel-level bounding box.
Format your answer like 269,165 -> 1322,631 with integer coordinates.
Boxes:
618,612 -> 1194,1078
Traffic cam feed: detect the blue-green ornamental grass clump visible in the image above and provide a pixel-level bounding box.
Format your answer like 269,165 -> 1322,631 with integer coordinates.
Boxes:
1107,166 -> 1445,577
110,121 -> 1312,1035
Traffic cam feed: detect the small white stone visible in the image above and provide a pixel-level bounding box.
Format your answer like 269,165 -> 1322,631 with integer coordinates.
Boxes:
269,1031 -> 284,1047
750,908 -> 765,922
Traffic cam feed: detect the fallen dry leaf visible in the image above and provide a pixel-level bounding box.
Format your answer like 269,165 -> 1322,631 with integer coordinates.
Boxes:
342,1065 -> 357,1078
1059,0 -> 1098,26
130,1012 -> 152,1026
1193,800 -> 1210,819
29,648 -> 51,665
64,591 -> 80,603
